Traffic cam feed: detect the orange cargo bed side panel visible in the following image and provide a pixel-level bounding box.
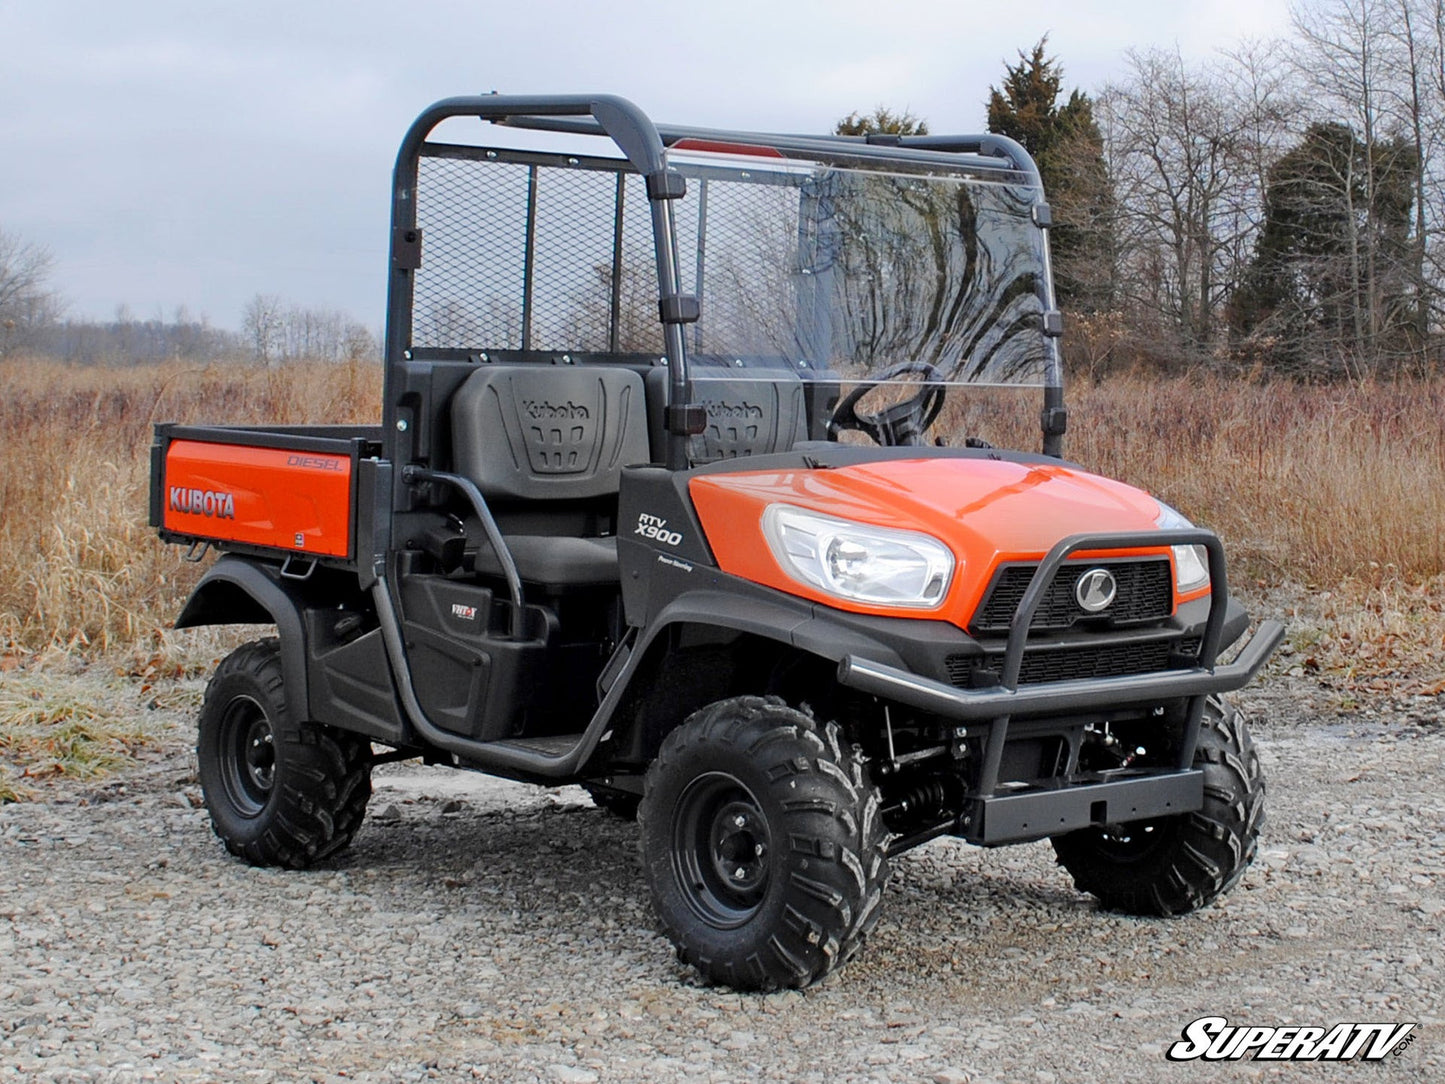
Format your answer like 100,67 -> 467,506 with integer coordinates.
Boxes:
162,440 -> 353,558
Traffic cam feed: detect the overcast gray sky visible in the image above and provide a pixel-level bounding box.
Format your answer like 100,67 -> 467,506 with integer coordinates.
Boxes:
1,0 -> 1292,330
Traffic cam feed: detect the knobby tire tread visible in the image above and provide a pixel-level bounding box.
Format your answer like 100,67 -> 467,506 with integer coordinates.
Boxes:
1052,695 -> 1265,916
639,695 -> 890,991
199,639 -> 372,870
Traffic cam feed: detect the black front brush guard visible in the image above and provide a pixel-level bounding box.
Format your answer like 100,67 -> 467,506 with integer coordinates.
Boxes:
835,529 -> 1285,845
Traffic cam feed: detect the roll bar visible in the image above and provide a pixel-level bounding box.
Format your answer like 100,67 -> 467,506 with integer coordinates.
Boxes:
382,94 -> 694,468
383,94 -> 1067,467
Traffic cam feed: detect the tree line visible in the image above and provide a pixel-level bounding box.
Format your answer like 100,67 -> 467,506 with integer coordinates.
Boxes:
0,228 -> 376,366
8,0 -> 1445,378
970,2 -> 1445,378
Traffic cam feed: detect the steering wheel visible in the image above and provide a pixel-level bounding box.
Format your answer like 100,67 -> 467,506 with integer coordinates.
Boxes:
826,361 -> 947,446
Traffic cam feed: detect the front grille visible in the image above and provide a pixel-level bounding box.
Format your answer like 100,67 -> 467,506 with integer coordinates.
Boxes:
970,558 -> 1173,634
950,638 -> 1177,686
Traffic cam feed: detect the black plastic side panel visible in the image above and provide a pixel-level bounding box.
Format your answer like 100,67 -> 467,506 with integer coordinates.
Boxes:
400,577 -> 496,735
616,465 -> 716,625
306,624 -> 409,744
617,465 -> 714,561
397,575 -> 559,740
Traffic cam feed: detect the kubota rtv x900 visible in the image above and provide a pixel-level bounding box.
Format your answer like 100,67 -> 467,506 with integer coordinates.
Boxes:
152,94 -> 1282,990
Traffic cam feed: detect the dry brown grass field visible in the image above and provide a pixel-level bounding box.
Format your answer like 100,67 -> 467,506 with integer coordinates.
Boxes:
0,356 -> 1441,792
0,356 -> 381,657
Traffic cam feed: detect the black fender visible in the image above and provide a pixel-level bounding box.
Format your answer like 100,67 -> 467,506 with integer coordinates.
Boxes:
596,575 -> 1248,764
632,589 -> 919,671
176,556 -> 314,724
596,579 -> 973,765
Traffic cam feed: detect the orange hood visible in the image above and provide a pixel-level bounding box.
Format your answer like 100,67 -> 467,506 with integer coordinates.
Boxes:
689,457 -> 1171,629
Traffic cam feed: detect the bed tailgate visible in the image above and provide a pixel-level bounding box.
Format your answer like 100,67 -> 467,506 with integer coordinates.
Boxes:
150,424 -> 383,564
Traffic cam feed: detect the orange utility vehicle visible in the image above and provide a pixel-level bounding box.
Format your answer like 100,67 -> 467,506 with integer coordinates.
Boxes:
152,95 -> 1283,990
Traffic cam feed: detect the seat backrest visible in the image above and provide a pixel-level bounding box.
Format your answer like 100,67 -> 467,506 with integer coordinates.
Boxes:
642,360 -> 810,464
693,376 -> 810,461
451,365 -> 651,501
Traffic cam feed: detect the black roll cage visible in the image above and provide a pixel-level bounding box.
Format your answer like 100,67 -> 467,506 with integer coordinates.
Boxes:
383,94 -> 1067,470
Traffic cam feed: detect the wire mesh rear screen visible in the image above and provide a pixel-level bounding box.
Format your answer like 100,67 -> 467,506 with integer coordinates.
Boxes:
412,147 -> 660,354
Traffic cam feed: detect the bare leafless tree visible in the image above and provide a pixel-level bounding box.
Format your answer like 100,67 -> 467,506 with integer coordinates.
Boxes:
1218,39 -> 1305,278
0,228 -> 60,356
241,293 -> 286,364
1292,0 -> 1395,366
1100,49 -> 1261,358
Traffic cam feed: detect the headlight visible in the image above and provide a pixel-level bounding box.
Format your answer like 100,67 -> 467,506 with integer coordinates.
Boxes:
1154,501 -> 1210,593
762,505 -> 954,608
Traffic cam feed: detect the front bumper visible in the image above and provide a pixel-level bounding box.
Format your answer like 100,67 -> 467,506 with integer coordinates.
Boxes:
973,769 -> 1204,844
834,528 -> 1284,847
836,617 -> 1284,721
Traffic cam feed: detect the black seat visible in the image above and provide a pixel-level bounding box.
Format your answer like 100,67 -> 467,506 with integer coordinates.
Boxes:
643,359 -> 810,463
450,365 -> 651,588
470,535 -> 621,589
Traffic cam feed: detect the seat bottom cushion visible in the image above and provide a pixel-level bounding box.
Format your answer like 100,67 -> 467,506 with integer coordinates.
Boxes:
473,535 -> 619,589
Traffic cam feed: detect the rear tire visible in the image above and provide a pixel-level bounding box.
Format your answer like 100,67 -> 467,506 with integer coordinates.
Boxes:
1051,696 -> 1265,915
639,696 -> 889,990
197,639 -> 372,869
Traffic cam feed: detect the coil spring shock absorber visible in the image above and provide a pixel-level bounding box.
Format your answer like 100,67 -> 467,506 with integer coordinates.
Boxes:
881,777 -> 952,829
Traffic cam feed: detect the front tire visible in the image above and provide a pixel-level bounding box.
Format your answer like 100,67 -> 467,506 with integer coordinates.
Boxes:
197,639 -> 372,869
1052,696 -> 1265,915
639,696 -> 889,990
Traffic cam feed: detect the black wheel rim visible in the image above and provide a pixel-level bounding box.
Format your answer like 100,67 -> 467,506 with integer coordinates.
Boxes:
1090,818 -> 1175,864
218,695 -> 276,818
672,772 -> 772,929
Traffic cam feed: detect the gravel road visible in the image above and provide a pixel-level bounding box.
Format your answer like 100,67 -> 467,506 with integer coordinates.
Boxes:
1,675 -> 1440,1083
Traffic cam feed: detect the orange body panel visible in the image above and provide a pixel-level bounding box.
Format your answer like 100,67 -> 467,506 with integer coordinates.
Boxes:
162,440 -> 353,558
690,457 -> 1186,630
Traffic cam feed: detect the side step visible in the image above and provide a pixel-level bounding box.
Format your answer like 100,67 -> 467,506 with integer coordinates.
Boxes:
484,734 -> 584,758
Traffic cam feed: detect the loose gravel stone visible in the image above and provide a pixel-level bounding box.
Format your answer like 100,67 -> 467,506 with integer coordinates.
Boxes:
0,683 -> 1440,1082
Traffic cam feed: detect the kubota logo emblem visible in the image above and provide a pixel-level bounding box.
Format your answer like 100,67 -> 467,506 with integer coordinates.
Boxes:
1075,567 -> 1117,612
522,399 -> 589,421
701,399 -> 763,419
169,486 -> 236,519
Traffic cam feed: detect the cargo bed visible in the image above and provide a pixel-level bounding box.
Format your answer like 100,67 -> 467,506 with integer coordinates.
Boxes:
150,423 -> 384,570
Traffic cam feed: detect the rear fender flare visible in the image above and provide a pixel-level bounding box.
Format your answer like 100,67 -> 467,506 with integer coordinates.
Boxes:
175,556 -> 312,723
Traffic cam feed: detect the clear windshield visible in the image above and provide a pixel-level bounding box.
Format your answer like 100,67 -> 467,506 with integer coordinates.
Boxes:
408,144 -> 1053,388
669,155 -> 1051,389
